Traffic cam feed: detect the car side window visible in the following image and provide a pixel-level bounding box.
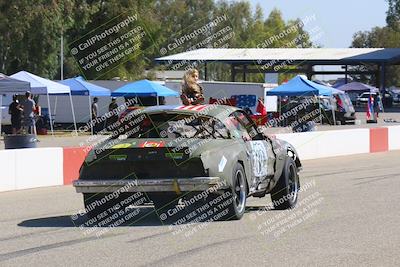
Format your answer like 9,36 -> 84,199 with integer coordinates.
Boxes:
226,114 -> 251,141
233,111 -> 263,141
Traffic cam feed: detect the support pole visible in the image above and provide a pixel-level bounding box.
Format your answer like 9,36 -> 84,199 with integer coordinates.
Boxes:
344,65 -> 348,84
88,96 -> 93,135
204,62 -> 208,81
330,97 -> 336,125
54,96 -> 58,116
231,64 -> 236,82
47,93 -> 54,136
318,96 -> 322,125
243,65 -> 247,82
381,63 -> 387,112
69,92 -> 77,134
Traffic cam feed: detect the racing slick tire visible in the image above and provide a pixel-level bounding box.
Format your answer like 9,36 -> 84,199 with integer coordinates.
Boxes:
271,157 -> 299,210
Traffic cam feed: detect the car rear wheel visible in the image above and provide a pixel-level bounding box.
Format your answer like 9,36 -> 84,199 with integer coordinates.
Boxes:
271,157 -> 299,210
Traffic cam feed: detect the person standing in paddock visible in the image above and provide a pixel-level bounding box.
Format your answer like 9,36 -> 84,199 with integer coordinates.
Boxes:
22,91 -> 37,135
180,69 -> 205,105
8,94 -> 23,134
91,97 -> 99,134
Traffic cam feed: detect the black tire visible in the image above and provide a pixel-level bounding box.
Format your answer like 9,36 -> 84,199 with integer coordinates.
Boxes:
271,157 -> 300,210
222,162 -> 247,220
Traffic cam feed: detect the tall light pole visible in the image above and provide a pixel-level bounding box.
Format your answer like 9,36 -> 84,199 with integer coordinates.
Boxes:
61,30 -> 64,80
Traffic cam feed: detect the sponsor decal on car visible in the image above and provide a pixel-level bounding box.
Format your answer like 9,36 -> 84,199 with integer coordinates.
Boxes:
109,154 -> 128,161
111,143 -> 132,149
165,152 -> 184,159
139,141 -> 165,148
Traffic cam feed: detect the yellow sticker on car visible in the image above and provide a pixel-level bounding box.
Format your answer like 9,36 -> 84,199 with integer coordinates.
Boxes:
112,143 -> 131,149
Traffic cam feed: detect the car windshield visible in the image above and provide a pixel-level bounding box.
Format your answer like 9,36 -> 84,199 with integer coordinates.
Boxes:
116,112 -> 230,139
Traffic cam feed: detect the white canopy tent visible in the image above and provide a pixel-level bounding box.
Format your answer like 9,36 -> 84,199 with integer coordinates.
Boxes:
0,73 -> 31,135
10,71 -> 77,135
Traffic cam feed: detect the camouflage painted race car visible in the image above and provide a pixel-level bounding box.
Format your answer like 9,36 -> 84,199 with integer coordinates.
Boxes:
73,104 -> 302,221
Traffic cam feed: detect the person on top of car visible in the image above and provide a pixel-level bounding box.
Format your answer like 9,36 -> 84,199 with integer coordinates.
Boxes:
180,69 -> 205,105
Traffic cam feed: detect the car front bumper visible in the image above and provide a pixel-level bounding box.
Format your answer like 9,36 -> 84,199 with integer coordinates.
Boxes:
73,177 -> 228,193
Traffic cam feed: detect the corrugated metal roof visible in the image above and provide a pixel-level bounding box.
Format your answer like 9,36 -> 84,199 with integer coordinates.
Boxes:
156,48 -> 400,64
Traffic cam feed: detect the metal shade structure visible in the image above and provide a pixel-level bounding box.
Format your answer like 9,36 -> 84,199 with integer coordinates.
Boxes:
59,76 -> 111,134
156,48 -> 400,91
0,73 -> 31,135
10,71 -> 77,134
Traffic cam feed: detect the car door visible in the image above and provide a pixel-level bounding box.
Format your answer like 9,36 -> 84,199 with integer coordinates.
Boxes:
228,111 -> 275,191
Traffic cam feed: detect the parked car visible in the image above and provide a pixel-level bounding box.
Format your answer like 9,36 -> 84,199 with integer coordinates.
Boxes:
356,92 -> 374,106
357,91 -> 393,108
393,92 -> 400,103
73,105 -> 302,222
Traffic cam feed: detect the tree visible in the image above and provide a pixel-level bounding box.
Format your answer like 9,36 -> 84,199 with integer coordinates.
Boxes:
351,27 -> 400,86
350,1 -> 400,86
0,0 -> 98,79
387,0 -> 400,30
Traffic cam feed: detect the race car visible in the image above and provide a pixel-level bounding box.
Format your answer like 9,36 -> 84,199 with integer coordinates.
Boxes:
73,104 -> 302,222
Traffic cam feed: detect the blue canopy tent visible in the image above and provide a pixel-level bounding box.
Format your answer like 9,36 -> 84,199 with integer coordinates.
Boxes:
267,76 -> 319,96
59,76 -> 111,134
59,76 -> 111,96
111,79 -> 179,105
268,75 -> 342,125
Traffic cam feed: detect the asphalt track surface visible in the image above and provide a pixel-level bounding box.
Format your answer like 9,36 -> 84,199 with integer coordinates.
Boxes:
0,151 -> 399,266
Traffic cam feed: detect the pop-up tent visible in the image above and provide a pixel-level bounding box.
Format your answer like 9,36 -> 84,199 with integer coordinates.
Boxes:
111,79 -> 179,105
0,73 -> 31,92
10,71 -> 77,134
337,82 -> 379,93
59,76 -> 111,134
267,76 -> 319,96
268,75 -> 343,125
0,73 -> 31,135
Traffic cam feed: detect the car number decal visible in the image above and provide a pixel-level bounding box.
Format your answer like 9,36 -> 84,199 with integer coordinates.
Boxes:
250,141 -> 268,177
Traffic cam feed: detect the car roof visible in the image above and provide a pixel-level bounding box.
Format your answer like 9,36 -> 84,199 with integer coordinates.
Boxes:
143,104 -> 241,120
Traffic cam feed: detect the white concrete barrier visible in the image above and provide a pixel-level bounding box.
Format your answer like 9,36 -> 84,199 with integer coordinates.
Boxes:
388,125 -> 400,151
276,129 -> 370,160
0,150 -> 16,192
0,147 -> 63,192
0,125 -> 399,193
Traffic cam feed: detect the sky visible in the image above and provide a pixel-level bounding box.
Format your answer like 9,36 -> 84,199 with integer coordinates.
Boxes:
249,0 -> 388,48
